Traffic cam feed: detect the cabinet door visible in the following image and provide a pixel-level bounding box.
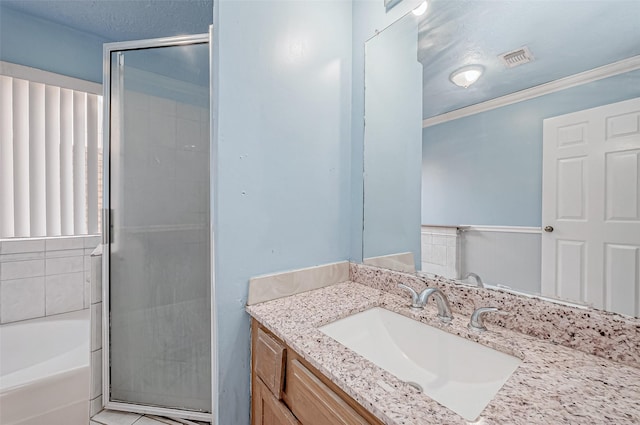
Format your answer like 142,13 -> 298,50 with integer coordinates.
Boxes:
286,359 -> 370,425
254,327 -> 286,398
254,377 -> 300,425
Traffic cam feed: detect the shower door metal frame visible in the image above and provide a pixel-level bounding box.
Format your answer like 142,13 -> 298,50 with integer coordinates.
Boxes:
102,29 -> 215,422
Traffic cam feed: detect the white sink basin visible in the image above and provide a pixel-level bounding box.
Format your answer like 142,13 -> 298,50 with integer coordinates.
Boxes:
318,307 -> 522,421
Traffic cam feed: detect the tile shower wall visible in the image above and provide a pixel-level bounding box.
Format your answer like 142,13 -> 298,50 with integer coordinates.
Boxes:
90,247 -> 103,416
420,226 -> 459,279
0,235 -> 100,324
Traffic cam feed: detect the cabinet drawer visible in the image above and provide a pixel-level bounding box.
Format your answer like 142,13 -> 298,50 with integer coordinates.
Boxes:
286,359 -> 370,425
254,327 -> 286,398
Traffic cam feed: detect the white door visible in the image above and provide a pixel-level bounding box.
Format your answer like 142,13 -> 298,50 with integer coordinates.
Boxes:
542,97 -> 640,317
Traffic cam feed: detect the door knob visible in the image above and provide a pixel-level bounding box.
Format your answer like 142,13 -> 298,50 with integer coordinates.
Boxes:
544,226 -> 554,233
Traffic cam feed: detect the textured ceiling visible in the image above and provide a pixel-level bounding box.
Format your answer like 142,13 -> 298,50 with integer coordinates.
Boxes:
409,0 -> 640,119
0,0 -> 213,41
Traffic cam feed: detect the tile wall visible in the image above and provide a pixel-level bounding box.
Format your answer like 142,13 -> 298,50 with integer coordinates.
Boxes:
90,247 -> 103,416
420,226 -> 459,279
0,235 -> 100,324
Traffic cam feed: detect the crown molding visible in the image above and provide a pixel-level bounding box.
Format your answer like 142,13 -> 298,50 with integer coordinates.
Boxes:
423,55 -> 640,128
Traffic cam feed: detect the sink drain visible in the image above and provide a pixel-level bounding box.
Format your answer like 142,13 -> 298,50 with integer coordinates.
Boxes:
404,381 -> 423,392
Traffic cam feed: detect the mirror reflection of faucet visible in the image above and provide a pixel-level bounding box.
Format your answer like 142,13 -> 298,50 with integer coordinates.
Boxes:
460,272 -> 484,288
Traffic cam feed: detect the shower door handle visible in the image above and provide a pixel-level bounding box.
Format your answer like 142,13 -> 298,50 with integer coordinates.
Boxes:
103,208 -> 114,245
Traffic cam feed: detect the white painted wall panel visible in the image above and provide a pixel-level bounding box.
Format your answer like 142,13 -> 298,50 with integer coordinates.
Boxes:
461,228 -> 541,294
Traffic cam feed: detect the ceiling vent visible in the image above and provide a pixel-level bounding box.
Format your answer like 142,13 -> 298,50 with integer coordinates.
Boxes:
498,46 -> 534,68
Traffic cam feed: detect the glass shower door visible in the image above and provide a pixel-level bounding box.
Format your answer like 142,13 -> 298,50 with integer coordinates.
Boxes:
104,35 -> 212,420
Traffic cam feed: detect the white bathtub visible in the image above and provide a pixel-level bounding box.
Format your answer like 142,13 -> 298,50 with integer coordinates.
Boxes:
0,309 -> 90,425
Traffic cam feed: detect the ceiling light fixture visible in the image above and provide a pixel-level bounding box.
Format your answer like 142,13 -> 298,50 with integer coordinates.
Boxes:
412,1 -> 428,16
449,65 -> 484,88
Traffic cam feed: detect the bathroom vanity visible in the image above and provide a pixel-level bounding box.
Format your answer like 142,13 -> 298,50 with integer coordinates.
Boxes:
247,263 -> 640,425
251,320 -> 383,425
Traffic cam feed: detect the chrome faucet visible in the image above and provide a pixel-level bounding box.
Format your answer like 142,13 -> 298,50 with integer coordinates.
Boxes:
398,283 -> 453,323
468,307 -> 502,332
462,272 -> 484,288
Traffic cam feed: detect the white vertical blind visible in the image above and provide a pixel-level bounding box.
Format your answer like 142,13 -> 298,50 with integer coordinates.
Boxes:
0,75 -> 102,238
73,91 -> 87,235
60,88 -> 74,236
12,79 -> 30,237
0,76 -> 15,237
87,94 -> 99,235
45,85 -> 62,236
29,82 -> 46,237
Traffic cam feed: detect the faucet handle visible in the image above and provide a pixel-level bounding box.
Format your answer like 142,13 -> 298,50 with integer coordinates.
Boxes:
397,283 -> 423,309
468,307 -> 504,332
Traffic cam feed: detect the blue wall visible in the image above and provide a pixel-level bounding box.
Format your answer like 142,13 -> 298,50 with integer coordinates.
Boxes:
422,69 -> 640,227
0,5 -> 105,83
213,1 -> 352,423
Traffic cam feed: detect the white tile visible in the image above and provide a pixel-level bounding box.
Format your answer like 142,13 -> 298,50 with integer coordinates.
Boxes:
0,259 -> 45,280
84,270 -> 91,309
91,255 -> 103,304
446,246 -> 458,269
0,251 -> 45,262
91,302 -> 102,351
0,277 -> 45,323
84,235 -> 101,248
424,244 -> 447,266
45,248 -> 85,258
91,349 -> 103,399
143,416 -> 183,425
92,409 -> 141,425
134,417 -> 174,425
0,239 -> 45,254
46,256 -> 84,275
432,235 -> 453,246
90,395 -> 104,417
45,272 -> 84,315
45,237 -> 84,251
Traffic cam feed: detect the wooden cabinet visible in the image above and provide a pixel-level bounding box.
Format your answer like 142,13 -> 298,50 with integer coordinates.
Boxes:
285,359 -> 369,425
254,376 -> 301,425
251,320 -> 383,425
254,327 -> 286,398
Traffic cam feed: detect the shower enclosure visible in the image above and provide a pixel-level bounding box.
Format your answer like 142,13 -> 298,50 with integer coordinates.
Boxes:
102,31 -> 214,421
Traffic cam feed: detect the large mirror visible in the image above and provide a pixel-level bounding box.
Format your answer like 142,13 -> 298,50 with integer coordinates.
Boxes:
363,0 -> 640,317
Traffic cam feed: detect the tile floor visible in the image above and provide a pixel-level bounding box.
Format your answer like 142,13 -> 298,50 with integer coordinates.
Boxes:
91,409 -> 209,425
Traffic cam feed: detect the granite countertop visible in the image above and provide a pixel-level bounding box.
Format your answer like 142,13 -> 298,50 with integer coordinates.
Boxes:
246,281 -> 640,425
